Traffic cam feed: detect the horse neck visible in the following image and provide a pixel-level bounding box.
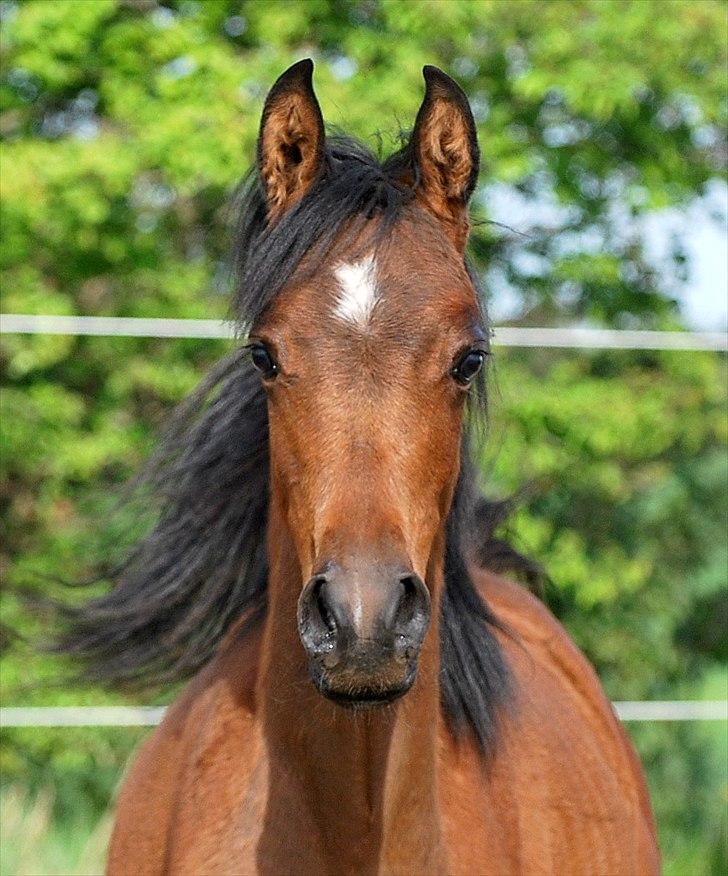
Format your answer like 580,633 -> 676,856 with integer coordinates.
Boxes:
256,496 -> 447,876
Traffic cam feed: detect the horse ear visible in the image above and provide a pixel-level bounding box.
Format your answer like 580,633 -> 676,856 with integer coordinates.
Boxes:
257,59 -> 326,223
406,66 -> 480,251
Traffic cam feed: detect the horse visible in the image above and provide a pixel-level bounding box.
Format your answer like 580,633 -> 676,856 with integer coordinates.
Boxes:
60,61 -> 660,875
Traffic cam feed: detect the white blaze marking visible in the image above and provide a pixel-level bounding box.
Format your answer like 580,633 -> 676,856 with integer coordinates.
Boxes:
333,256 -> 379,327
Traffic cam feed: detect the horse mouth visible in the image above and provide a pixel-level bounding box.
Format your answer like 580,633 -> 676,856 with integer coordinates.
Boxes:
312,663 -> 418,709
322,684 -> 411,709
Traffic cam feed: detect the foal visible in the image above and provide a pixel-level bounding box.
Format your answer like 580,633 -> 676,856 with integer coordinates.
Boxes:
66,61 -> 659,875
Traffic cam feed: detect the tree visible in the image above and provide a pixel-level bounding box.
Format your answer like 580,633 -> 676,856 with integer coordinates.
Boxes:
1,2 -> 726,873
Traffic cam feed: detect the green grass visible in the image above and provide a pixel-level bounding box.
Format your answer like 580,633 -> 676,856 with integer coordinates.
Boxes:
0,785 -> 109,876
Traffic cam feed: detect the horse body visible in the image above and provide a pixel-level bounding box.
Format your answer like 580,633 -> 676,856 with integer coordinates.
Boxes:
62,60 -> 659,874
109,568 -> 657,875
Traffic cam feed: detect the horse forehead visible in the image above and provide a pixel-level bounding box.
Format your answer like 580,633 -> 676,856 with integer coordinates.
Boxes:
332,255 -> 379,328
265,220 -> 477,341
332,250 -> 473,328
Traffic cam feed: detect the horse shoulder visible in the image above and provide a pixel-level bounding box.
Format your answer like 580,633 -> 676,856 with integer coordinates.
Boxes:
440,568 -> 660,875
107,626 -> 264,875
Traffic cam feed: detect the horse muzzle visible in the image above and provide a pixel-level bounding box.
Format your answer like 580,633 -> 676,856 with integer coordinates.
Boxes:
297,562 -> 431,707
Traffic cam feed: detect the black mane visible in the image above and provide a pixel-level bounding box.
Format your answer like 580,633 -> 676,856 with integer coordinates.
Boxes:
57,137 -> 539,751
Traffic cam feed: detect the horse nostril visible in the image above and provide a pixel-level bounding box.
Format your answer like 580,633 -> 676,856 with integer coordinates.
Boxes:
298,575 -> 343,670
313,577 -> 336,633
393,573 -> 430,649
298,573 -> 340,662
398,575 -> 420,625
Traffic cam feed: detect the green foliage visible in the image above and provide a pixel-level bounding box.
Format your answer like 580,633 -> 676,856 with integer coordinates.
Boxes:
1,781 -> 112,875
1,1 -> 726,873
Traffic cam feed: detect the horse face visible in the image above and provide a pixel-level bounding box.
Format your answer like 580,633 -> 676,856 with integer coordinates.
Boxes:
251,61 -> 482,706
252,217 -> 484,705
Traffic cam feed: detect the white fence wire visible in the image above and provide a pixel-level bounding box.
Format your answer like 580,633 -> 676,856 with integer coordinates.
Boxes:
1,702 -> 726,727
1,314 -> 727,351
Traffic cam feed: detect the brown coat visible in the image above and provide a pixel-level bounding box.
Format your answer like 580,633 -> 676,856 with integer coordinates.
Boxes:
108,571 -> 659,876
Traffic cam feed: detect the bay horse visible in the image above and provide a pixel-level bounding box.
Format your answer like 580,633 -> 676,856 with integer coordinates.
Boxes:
62,61 -> 660,875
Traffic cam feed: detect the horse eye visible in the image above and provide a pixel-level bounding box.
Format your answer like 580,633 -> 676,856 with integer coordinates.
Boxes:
451,349 -> 485,386
249,343 -> 278,379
